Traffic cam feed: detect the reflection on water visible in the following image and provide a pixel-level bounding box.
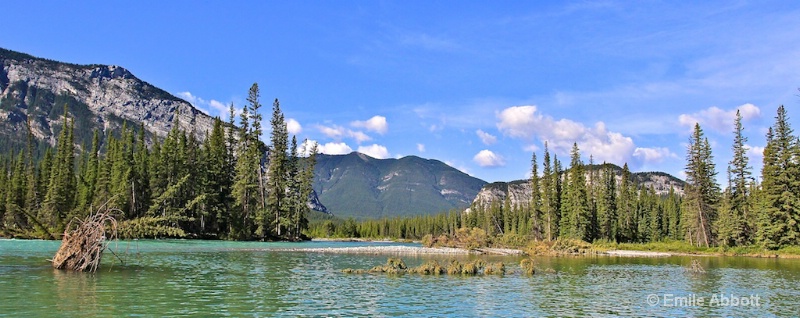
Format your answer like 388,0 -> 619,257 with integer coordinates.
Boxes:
2,239 -> 800,317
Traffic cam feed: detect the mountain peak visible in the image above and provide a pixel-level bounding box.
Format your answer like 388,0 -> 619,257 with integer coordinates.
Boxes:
0,47 -> 214,151
314,153 -> 487,219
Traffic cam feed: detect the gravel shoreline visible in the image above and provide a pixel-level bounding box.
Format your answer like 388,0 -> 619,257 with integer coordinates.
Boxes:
278,245 -> 474,255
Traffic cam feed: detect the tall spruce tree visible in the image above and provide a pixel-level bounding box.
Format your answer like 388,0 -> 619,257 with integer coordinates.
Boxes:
616,163 -> 636,242
541,143 -> 557,240
596,163 -> 617,241
529,152 -> 543,240
560,143 -> 590,241
42,106 -> 76,228
682,123 -> 719,247
756,106 -> 800,249
232,99 -> 259,239
295,140 -> 317,239
717,110 -> 752,246
266,98 -> 290,238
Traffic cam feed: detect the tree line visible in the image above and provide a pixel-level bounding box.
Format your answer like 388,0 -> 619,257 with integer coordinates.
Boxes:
0,83 -> 316,241
312,106 -> 799,250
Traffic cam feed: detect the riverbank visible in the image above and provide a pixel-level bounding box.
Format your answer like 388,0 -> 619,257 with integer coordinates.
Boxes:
310,237 -> 800,259
280,245 -> 525,255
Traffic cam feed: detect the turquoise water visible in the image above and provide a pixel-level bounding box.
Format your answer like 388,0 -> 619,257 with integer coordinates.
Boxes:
2,239 -> 800,317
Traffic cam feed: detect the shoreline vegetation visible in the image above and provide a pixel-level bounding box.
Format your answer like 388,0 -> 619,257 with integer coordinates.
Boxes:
310,235 -> 800,258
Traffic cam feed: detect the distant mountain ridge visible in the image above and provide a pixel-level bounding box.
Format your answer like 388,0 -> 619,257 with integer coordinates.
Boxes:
314,152 -> 487,219
469,163 -> 686,212
0,47 -> 214,153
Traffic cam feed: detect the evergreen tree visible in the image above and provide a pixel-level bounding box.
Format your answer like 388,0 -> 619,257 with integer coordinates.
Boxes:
266,97 -> 289,238
716,109 -> 752,246
133,124 -> 151,219
529,152 -> 543,240
616,163 -> 637,242
757,106 -> 800,249
662,186 -> 682,240
541,143 -> 557,240
42,107 -> 76,228
5,152 -> 28,230
682,123 -> 719,247
76,131 -> 100,212
560,143 -> 590,241
596,163 -> 617,241
295,140 -> 317,239
231,101 -> 259,239
202,118 -> 233,236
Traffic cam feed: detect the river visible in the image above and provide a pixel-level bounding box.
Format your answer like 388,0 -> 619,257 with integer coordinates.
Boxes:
1,239 -> 799,317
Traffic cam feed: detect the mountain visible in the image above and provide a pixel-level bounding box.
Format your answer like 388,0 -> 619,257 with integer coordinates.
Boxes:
469,163 -> 686,212
313,152 -> 487,219
0,47 -> 214,154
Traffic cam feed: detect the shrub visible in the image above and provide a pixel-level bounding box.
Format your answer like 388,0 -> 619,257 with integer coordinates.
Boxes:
520,258 -> 536,275
484,262 -> 505,275
421,234 -> 435,247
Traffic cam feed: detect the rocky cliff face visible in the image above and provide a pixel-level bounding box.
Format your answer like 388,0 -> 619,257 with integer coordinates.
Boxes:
469,165 -> 686,212
0,48 -> 214,149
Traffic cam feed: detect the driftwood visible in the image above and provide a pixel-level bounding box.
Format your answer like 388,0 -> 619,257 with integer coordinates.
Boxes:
686,259 -> 706,274
52,210 -> 118,272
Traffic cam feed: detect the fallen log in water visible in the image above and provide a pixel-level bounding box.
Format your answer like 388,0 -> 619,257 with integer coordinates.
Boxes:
52,210 -> 118,272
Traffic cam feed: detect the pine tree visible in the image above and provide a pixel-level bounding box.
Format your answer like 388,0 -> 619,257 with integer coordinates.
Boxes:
202,118 -> 233,236
5,151 -> 28,230
295,140 -> 317,239
616,163 -> 636,242
596,163 -> 617,241
266,97 -> 289,238
756,106 -> 800,249
662,186 -> 682,240
682,123 -> 719,247
529,152 -> 543,240
716,110 -> 752,246
76,131 -> 100,212
541,143 -> 557,240
560,143 -> 590,241
133,124 -> 151,219
42,106 -> 76,228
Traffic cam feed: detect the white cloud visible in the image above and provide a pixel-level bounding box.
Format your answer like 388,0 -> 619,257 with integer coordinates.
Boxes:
316,124 -> 372,143
176,91 -> 229,119
286,118 -> 302,135
746,144 -> 764,158
678,103 -> 761,133
476,129 -> 497,145
633,147 -> 678,164
351,115 -> 388,134
358,144 -> 389,159
208,100 -> 228,116
317,124 -> 345,139
496,105 -> 635,165
299,139 -> 319,156
417,143 -> 426,152
318,142 -> 353,155
177,91 -> 201,105
473,150 -> 505,167
349,130 -> 372,143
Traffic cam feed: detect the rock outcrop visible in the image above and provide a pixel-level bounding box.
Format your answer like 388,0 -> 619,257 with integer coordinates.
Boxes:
0,48 -> 214,149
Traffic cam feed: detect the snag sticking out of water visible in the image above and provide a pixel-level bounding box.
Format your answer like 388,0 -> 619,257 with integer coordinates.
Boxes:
52,210 -> 118,272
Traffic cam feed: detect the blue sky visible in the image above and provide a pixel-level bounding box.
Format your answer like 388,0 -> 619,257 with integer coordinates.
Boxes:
3,1 -> 800,183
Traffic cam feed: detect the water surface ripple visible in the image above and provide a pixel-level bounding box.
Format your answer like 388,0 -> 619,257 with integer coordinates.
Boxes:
2,239 -> 799,317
